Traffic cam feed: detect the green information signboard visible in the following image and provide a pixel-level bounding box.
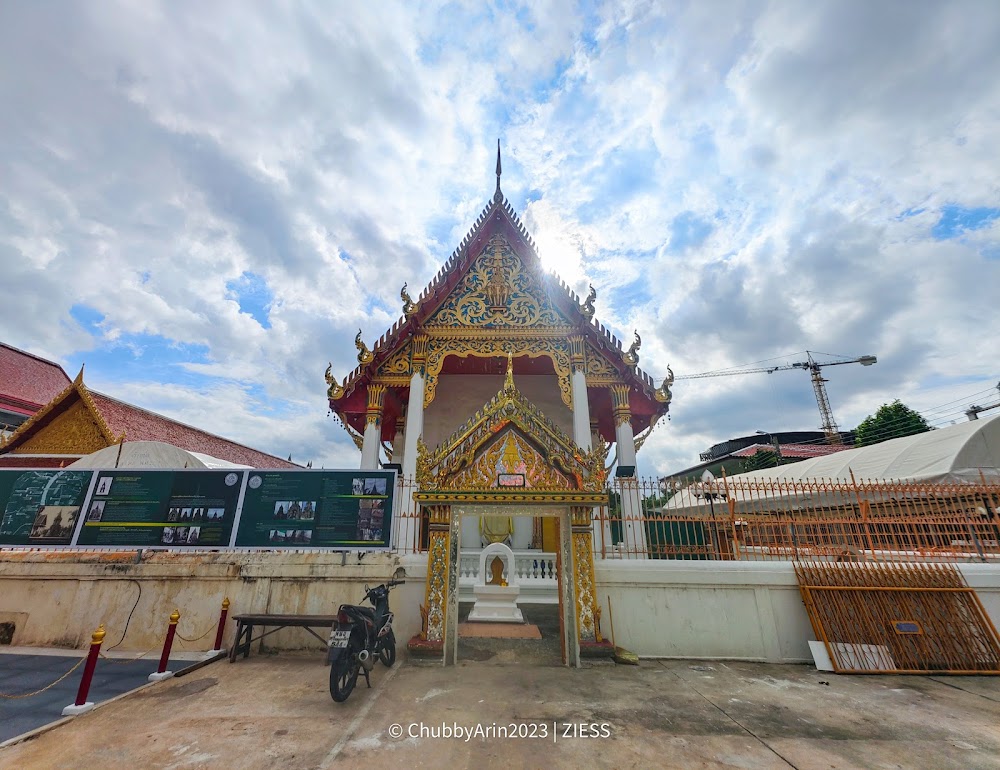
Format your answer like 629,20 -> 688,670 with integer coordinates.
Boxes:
76,470 -> 243,548
0,469 -> 93,546
234,470 -> 394,550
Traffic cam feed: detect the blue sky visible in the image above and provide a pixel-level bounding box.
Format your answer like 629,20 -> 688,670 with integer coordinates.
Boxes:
2,0 -> 999,474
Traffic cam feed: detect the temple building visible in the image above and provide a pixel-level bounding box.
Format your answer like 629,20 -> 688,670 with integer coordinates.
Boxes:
326,148 -> 673,662
0,365 -> 296,469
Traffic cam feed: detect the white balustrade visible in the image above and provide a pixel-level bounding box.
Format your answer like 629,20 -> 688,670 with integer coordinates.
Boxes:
458,550 -> 558,603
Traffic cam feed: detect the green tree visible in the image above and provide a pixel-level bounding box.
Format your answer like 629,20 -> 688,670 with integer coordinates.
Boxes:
854,400 -> 931,447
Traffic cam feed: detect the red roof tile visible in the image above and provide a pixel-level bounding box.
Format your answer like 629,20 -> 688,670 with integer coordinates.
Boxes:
0,343 -> 71,413
731,443 -> 851,459
89,392 -> 298,468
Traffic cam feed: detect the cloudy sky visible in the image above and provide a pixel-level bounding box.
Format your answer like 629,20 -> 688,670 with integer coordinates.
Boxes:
3,0 -> 999,476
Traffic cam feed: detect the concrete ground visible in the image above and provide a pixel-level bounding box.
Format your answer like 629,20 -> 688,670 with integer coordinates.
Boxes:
1,649 -> 998,770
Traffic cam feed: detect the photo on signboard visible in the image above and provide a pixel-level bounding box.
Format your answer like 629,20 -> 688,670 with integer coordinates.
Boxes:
167,507 -> 180,522
273,501 -> 292,519
95,476 -> 113,496
352,478 -> 364,496
186,526 -> 201,545
180,507 -> 193,521
29,505 -> 80,541
362,477 -> 386,496
268,529 -> 290,543
291,529 -> 312,544
206,507 -> 225,521
296,501 -> 315,521
161,527 -> 176,544
175,526 -> 189,543
192,507 -> 204,521
86,500 -> 106,522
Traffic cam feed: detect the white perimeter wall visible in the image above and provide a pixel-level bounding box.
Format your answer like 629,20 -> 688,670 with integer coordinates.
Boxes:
2,552 -> 998,664
595,560 -> 1000,662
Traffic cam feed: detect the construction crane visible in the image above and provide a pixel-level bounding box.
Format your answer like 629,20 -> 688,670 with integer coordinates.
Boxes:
675,351 -> 878,444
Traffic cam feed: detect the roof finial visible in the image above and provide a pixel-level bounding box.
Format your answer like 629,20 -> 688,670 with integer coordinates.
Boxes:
503,351 -> 515,390
494,139 -> 502,203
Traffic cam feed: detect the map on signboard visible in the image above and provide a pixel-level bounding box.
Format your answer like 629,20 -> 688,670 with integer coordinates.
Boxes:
0,470 -> 93,546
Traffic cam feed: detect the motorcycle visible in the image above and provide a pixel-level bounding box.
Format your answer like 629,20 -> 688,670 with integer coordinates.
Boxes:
327,567 -> 405,702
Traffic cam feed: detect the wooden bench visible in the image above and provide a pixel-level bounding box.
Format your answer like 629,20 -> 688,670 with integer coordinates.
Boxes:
229,613 -> 338,662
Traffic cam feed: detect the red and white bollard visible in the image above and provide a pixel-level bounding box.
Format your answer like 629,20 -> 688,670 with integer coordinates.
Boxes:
62,624 -> 106,716
148,609 -> 180,682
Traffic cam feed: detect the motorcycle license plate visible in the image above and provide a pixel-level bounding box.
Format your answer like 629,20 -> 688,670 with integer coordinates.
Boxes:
328,629 -> 351,648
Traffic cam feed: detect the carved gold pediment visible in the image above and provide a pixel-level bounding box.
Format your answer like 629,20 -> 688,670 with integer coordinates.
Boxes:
13,399 -> 111,455
425,235 -> 572,329
416,361 -> 607,493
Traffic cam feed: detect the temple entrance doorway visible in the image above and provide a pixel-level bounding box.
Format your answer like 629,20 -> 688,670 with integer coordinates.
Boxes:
444,504 -> 578,667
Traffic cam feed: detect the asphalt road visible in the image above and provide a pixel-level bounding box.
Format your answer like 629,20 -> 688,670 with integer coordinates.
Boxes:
0,652 -> 194,744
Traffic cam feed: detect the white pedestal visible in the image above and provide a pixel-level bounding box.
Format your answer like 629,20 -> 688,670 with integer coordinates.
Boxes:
203,648 -> 226,660
62,702 -> 95,716
147,671 -> 174,682
468,584 -> 524,623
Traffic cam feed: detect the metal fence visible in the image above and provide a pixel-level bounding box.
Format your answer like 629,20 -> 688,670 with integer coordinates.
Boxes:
391,475 -> 1000,563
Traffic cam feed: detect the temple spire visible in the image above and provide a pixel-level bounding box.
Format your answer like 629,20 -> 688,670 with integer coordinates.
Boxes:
494,139 -> 502,202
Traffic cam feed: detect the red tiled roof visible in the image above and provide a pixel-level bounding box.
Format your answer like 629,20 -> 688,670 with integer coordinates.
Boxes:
89,392 -> 298,468
731,443 -> 851,459
0,343 -> 71,414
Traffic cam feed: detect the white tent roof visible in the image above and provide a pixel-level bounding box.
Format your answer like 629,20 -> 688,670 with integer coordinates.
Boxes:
663,415 -> 1000,513
730,414 -> 1000,484
68,440 -> 251,470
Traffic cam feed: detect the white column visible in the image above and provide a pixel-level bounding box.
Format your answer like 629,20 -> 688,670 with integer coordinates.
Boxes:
571,368 -> 592,451
399,370 -> 424,551
391,417 -> 405,466
360,422 -> 380,469
611,385 -> 647,556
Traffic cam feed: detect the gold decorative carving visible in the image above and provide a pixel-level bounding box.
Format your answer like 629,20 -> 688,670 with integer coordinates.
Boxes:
355,330 -> 374,365
365,384 -> 386,427
422,503 -> 451,641
15,400 -> 110,455
568,335 -> 586,373
418,369 -> 607,494
583,341 -> 619,385
622,330 -> 641,368
423,337 -> 572,408
610,384 -> 632,427
654,365 -> 674,405
581,284 -> 597,321
411,333 -> 429,375
426,235 -> 568,329
401,282 -> 419,319
324,363 -> 345,399
572,513 -> 598,642
376,344 -> 411,379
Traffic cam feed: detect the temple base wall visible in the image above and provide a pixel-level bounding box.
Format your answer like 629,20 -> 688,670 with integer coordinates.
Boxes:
0,551 -> 426,653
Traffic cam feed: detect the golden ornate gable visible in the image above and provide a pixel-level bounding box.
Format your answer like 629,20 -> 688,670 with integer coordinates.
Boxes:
425,234 -> 572,330
416,359 -> 607,492
0,369 -> 120,456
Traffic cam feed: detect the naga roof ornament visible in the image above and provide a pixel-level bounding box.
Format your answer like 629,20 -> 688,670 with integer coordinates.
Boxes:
324,363 -> 345,399
401,282 -> 419,319
622,330 -> 641,368
581,284 -> 596,321
355,330 -> 374,365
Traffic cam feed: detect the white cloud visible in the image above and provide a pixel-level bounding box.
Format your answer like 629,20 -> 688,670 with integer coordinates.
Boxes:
2,0 -> 998,475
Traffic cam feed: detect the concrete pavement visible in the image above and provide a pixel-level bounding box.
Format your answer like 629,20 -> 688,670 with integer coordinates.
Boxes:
1,651 -> 998,769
